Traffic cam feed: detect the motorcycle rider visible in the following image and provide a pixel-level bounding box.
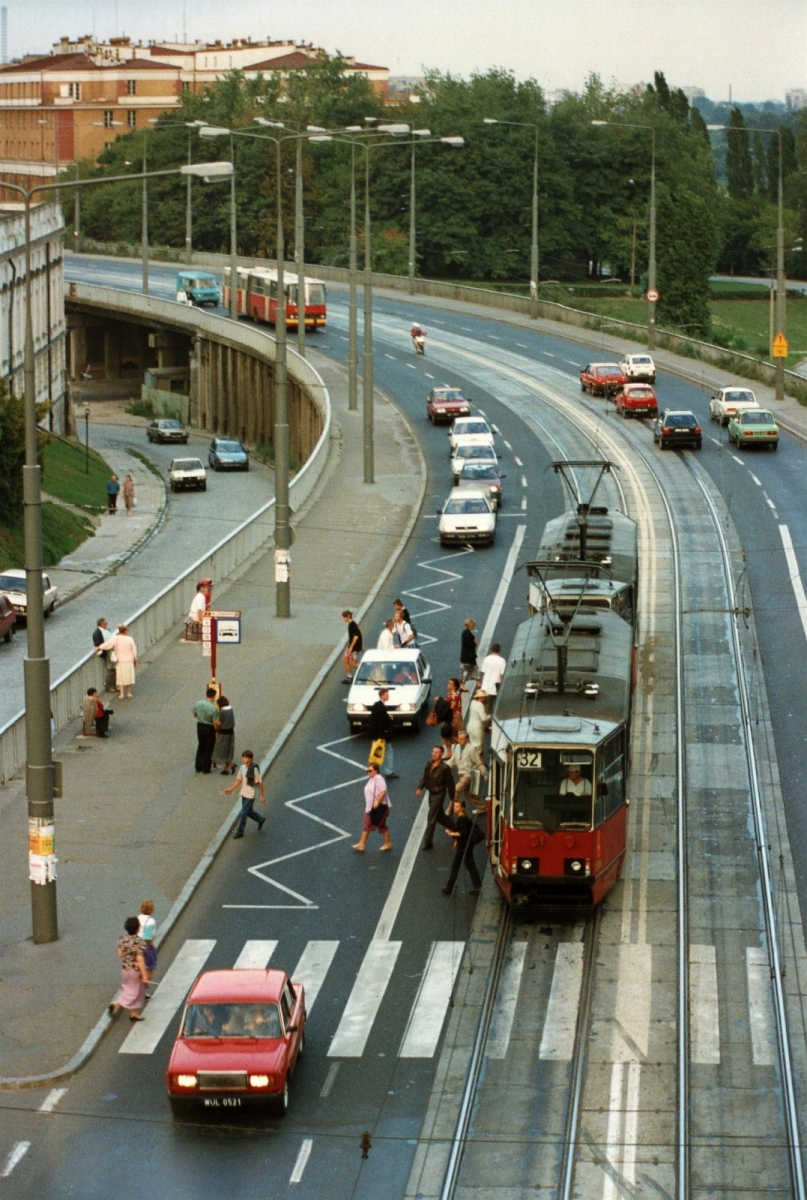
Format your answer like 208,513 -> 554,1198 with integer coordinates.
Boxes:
411,322 -> 426,353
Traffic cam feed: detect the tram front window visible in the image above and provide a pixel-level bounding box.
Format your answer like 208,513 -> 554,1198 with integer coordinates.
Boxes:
512,748 -> 593,831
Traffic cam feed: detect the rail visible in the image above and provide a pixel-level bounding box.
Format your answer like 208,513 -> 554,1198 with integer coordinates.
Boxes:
0,292 -> 331,784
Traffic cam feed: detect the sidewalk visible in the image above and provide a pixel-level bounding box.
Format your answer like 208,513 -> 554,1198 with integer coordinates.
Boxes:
0,353 -> 425,1082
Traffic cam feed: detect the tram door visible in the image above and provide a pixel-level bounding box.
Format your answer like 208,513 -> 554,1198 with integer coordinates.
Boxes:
488,757 -> 504,866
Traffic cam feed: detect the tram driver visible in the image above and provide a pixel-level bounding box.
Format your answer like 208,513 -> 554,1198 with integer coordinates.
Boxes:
559,763 -> 592,797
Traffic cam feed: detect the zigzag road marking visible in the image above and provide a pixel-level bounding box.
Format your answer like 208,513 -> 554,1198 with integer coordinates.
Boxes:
401,547 -> 473,648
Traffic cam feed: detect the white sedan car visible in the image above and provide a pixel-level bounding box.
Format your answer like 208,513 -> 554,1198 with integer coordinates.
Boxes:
448,416 -> 495,453
438,488 -> 496,547
620,353 -> 656,383
709,387 -> 760,426
346,649 -> 432,733
169,457 -> 207,492
0,568 -> 58,618
450,442 -> 498,483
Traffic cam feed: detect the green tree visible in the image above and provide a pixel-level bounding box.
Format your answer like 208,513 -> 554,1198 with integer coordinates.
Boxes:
752,130 -> 767,195
726,108 -> 754,199
0,378 -> 24,515
656,184 -> 718,336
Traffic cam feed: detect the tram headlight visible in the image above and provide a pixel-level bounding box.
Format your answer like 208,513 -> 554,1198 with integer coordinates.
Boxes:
564,857 -> 590,878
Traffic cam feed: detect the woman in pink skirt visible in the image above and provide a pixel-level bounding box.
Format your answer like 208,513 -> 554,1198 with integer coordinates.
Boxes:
98,623 -> 138,700
109,916 -> 148,1022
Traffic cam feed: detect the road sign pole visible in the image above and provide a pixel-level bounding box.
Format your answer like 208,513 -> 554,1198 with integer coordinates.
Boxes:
210,616 -> 217,687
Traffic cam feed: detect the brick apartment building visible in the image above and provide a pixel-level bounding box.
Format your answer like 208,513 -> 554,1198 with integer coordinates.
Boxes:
0,36 -> 389,187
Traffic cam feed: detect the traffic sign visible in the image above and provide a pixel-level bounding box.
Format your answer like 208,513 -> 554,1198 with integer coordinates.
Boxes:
646,289 -> 659,303
772,332 -> 789,358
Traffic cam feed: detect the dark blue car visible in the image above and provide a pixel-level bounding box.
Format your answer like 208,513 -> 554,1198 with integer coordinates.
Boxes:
209,438 -> 249,471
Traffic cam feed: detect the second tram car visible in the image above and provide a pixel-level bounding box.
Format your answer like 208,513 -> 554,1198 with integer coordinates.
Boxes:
223,267 -> 327,329
487,604 -> 633,908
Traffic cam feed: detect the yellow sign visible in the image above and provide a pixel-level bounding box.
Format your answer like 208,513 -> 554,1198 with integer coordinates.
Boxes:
772,333 -> 789,358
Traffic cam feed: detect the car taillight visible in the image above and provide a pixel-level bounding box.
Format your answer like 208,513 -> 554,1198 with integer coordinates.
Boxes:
249,1074 -> 275,1088
174,1074 -> 198,1088
662,427 -> 671,435
694,427 -> 701,434
743,431 -> 754,437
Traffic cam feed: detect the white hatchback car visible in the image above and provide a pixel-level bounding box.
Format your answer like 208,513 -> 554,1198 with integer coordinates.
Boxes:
620,353 -> 656,383
450,442 -> 498,483
346,649 -> 432,733
448,416 -> 495,453
0,568 -> 58,618
438,488 -> 496,547
169,457 -> 207,492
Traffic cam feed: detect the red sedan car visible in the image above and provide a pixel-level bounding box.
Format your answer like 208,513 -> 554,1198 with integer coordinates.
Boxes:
166,969 -> 306,1117
579,362 -> 627,397
615,383 -> 658,419
426,386 -> 472,424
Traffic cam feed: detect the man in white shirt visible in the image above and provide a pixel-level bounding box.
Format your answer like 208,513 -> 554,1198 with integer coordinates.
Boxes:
559,764 -> 592,797
480,642 -> 506,696
445,731 -> 488,808
394,614 -> 416,648
188,583 -> 209,625
377,619 -> 395,650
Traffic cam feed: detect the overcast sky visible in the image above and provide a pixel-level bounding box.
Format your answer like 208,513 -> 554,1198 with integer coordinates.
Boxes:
17,0 -> 807,102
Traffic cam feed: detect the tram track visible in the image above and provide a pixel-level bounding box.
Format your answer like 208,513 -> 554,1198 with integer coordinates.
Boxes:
420,332 -> 806,1200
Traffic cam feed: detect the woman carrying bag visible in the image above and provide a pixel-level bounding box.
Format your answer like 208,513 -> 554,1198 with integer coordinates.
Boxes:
353,762 -> 392,852
368,687 -> 397,779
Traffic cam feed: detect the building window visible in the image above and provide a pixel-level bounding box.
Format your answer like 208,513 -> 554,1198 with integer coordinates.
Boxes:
126,79 -> 136,95
103,110 -> 115,128
68,82 -> 81,100
180,80 -> 190,92
126,110 -> 137,127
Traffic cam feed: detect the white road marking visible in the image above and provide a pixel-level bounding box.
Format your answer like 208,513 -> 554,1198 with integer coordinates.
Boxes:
603,1062 -> 625,1200
514,456 -> 523,466
119,939 -> 216,1055
779,525 -> 807,646
690,943 -> 720,1064
1,1142 -> 30,1177
521,475 -> 527,488
292,940 -> 339,1013
602,1062 -> 641,1199
491,424 -> 500,434
709,436 -> 721,445
750,473 -> 762,486
516,342 -> 527,348
38,1087 -> 68,1113
614,943 -> 651,1060
477,524 -> 527,659
406,363 -> 417,370
399,941 -> 465,1058
486,940 -> 528,1059
489,334 -> 501,340
503,439 -> 513,451
521,496 -> 527,510
384,353 -> 396,360
373,797 -> 429,942
539,942 -> 585,1061
476,407 -> 487,417
746,947 -> 777,1066
541,351 -> 555,358
564,359 -> 578,367
461,327 -> 473,332
425,372 -> 434,379
290,1138 -> 313,1184
731,454 -> 743,464
233,940 -> 277,969
319,1061 -> 340,1097
327,940 -> 402,1057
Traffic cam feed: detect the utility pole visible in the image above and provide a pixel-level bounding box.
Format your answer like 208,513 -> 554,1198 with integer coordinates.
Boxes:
775,136 -> 785,401
347,140 -> 358,411
295,137 -> 306,357
141,134 -> 149,295
363,148 -> 374,484
274,140 -> 291,615
185,130 -> 193,264
228,136 -> 238,321
530,126 -> 539,317
408,138 -> 416,295
647,133 -> 657,350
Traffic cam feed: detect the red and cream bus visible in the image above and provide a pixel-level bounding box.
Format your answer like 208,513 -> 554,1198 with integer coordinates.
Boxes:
223,267 -> 326,330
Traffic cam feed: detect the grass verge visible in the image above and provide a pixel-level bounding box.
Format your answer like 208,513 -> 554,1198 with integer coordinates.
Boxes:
41,436 -> 112,513
127,448 -> 164,479
0,504 -> 95,569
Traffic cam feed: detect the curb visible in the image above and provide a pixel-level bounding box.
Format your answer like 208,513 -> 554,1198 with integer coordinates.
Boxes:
0,383 -> 427,1091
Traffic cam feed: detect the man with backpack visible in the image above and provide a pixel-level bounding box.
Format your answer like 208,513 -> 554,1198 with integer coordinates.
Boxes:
224,750 -> 266,839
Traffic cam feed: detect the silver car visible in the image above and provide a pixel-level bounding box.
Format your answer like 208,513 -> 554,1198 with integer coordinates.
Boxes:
455,460 -> 505,508
450,442 -> 498,483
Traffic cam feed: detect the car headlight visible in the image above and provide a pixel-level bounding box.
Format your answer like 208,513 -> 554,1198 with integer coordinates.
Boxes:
249,1074 -> 274,1088
175,1074 -> 198,1088
397,703 -> 415,712
348,703 -> 368,714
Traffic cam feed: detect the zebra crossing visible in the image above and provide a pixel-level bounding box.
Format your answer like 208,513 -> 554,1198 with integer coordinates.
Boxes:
119,933 -> 780,1067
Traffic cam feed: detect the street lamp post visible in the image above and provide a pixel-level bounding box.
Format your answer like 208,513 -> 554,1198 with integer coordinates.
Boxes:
483,118 -> 540,317
295,136 -> 306,357
84,404 -> 90,474
592,120 -> 657,349
2,157 -> 232,944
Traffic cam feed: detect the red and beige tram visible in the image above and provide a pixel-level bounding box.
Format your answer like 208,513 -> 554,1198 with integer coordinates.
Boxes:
487,603 -> 633,908
223,267 -> 327,329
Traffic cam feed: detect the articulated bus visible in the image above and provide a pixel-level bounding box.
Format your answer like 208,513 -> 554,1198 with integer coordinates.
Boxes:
223,267 -> 327,330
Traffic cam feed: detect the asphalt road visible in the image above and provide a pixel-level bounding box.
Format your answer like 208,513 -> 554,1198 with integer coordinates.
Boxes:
10,253 -> 802,1198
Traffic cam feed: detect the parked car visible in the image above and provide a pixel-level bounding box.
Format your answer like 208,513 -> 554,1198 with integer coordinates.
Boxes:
209,438 -> 250,471
455,460 -> 505,508
615,383 -> 658,419
176,270 -> 221,307
448,416 -> 494,453
346,648 -> 432,733
727,408 -> 779,450
426,386 -> 472,424
620,353 -> 656,383
0,569 -> 57,619
169,457 -> 207,491
579,362 -> 627,396
450,442 -> 498,483
147,419 -> 188,444
652,409 -> 702,450
0,593 -> 16,642
438,488 -> 496,546
709,387 -> 760,426
166,969 -> 306,1117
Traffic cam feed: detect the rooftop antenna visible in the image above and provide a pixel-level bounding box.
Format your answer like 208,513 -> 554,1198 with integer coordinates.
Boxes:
1,7 -> 8,64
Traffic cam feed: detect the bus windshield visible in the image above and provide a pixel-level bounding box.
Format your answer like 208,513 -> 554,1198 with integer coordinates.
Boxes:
307,284 -> 325,306
511,748 -> 593,831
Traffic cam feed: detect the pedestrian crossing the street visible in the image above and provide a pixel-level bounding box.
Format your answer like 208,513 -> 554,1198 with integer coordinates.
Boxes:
118,934 -> 782,1068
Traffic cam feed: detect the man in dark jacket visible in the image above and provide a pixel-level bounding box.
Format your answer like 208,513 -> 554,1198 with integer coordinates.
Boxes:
460,618 -> 478,685
442,797 -> 482,895
369,688 -> 397,778
416,745 -> 456,850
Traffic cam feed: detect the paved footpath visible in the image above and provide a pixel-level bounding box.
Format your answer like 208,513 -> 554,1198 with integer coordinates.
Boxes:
0,354 -> 424,1081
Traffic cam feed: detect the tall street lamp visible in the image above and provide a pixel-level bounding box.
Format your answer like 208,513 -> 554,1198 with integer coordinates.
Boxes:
709,122 -> 787,401
199,123 -> 315,616
1,158 -> 232,944
592,119 -> 657,350
407,129 -> 464,296
483,118 -> 540,316
149,119 -> 208,264
197,126 -> 240,320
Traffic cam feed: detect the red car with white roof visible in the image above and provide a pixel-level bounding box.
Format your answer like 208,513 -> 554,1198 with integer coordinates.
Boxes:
615,383 -> 658,419
579,362 -> 627,397
426,385 -> 472,424
166,968 -> 306,1117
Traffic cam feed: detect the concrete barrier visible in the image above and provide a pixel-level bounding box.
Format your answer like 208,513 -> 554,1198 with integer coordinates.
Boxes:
0,287 -> 331,783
